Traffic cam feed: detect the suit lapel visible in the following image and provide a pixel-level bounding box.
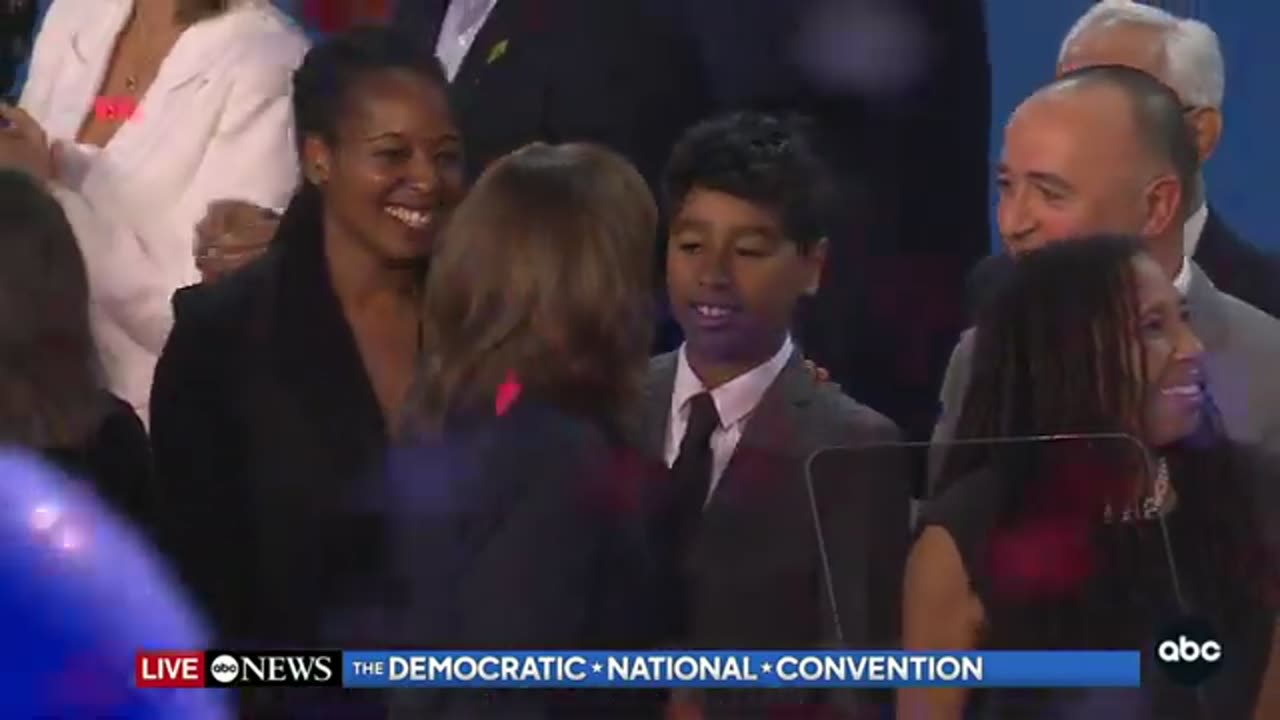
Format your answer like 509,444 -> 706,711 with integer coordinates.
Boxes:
639,352 -> 678,461
1195,208 -> 1225,258
101,8 -> 257,176
1192,207 -> 1231,280
451,0 -> 530,89
1186,261 -> 1230,351
708,351 -> 815,511
270,230 -> 389,457
38,1 -> 132,140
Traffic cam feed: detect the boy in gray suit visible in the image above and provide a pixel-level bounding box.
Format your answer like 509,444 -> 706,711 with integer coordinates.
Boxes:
643,112 -> 910,718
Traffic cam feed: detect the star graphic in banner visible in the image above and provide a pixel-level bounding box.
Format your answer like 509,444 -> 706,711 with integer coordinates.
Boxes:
760,662 -> 773,674
592,662 -> 603,673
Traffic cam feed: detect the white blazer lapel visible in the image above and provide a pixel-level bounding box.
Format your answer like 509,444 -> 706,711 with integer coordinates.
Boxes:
25,0 -> 132,140
104,11 -> 256,177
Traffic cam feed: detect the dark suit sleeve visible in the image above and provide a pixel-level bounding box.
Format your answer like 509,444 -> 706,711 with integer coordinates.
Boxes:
149,287 -> 248,641
86,396 -> 155,534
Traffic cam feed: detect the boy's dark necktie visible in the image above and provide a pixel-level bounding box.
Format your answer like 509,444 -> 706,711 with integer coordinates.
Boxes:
671,392 -> 720,534
665,392 -> 720,646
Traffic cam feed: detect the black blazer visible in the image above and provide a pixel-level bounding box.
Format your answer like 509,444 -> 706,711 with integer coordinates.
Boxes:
41,393 -> 153,532
393,0 -> 710,190
150,226 -> 393,715
1194,208 -> 1280,320
386,401 -> 670,719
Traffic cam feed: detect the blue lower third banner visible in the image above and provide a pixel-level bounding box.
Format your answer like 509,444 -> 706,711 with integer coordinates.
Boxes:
341,651 -> 1140,689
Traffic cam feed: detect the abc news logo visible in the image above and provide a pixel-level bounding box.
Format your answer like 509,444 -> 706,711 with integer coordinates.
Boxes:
1153,617 -> 1223,687
206,650 -> 341,688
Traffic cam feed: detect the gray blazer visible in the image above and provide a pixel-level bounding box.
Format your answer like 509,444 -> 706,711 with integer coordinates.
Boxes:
641,350 -> 910,717
929,261 -> 1280,494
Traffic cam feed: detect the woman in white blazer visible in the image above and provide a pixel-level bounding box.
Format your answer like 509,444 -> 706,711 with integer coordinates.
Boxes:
0,0 -> 307,425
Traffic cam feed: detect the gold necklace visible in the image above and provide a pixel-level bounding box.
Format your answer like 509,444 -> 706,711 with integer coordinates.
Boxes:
120,15 -> 184,95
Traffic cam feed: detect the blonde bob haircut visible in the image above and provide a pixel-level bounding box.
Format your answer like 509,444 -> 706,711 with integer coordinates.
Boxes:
415,142 -> 658,437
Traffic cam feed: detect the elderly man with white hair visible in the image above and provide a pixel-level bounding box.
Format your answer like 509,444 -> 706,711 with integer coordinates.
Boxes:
963,1 -> 1280,322
929,3 -> 1280,492
1056,0 -> 1280,319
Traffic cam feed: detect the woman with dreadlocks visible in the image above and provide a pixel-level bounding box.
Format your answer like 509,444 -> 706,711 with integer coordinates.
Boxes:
899,235 -> 1278,719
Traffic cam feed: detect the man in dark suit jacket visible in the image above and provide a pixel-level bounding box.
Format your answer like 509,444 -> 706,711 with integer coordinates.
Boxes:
392,0 -> 709,191
646,113 -> 911,718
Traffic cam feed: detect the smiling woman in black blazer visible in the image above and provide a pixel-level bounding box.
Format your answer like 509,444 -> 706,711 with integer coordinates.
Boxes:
148,27 -> 465,718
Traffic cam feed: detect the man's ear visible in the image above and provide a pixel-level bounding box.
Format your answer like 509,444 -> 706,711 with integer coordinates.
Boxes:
803,237 -> 829,296
1141,174 -> 1183,239
1186,106 -> 1223,164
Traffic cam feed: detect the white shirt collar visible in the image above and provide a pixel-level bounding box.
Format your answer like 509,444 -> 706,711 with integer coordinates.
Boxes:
436,0 -> 501,81
1169,203 -> 1209,297
1172,256 -> 1193,297
672,335 -> 794,431
1184,202 -> 1209,259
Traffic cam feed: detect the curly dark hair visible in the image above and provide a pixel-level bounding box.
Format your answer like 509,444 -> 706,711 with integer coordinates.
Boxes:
944,235 -> 1274,655
663,111 -> 832,251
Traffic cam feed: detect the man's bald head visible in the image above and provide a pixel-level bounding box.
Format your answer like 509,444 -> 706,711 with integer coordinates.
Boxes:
1048,65 -> 1199,213
996,65 -> 1196,271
